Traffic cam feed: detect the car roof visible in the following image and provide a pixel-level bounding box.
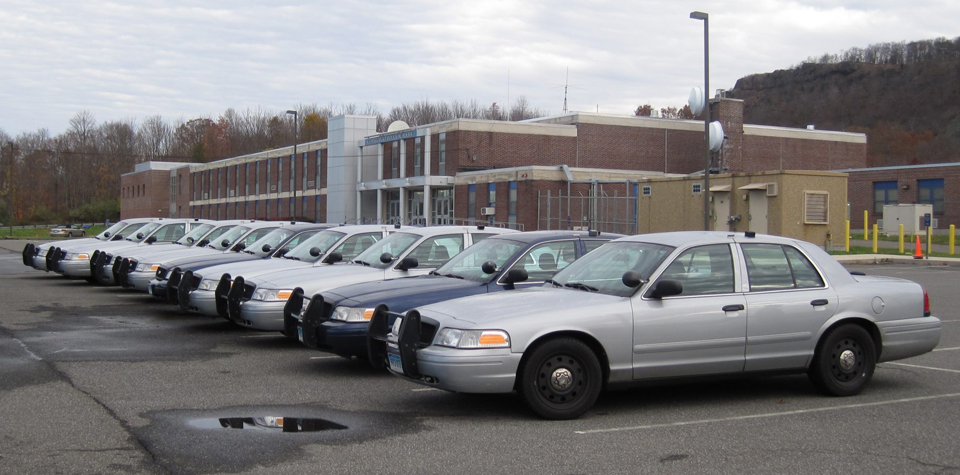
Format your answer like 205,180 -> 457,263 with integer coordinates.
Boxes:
390,225 -> 517,238
617,231 -> 803,247
487,230 -> 625,244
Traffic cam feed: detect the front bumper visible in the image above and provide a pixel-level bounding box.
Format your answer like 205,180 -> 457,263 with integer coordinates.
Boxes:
233,300 -> 286,331
126,271 -> 154,293
187,289 -> 219,316
147,278 -> 169,299
60,258 -> 92,277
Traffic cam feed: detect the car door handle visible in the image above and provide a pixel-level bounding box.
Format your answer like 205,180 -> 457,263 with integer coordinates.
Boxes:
722,304 -> 744,312
811,299 -> 829,306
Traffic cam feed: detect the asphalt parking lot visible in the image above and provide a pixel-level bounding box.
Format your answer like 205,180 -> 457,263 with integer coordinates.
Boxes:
1,240 -> 959,474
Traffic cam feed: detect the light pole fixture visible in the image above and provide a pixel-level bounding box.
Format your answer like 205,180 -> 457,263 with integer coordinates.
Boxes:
286,109 -> 298,221
690,10 -> 710,231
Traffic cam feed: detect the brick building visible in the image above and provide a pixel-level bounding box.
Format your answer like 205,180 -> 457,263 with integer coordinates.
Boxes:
121,98 -> 878,238
839,163 -> 959,232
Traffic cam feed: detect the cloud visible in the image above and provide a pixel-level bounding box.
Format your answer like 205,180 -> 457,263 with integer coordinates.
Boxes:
0,0 -> 957,135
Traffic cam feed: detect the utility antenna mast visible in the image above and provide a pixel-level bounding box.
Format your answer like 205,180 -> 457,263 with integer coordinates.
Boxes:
563,67 -> 569,113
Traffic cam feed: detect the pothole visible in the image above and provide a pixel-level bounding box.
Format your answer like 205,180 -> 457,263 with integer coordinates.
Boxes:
189,416 -> 347,432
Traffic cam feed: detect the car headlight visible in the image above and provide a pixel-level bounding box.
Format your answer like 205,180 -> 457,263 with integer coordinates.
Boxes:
136,263 -> 160,272
65,253 -> 89,260
434,329 -> 511,349
252,288 -> 293,301
197,278 -> 218,291
331,306 -> 374,322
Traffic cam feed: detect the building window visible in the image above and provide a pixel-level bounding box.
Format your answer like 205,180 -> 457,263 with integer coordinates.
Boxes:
414,137 -> 422,176
278,157 -> 283,193
439,133 -> 446,176
642,185 -> 652,196
873,181 -> 898,215
391,143 -> 399,178
290,154 -> 295,193
315,150 -> 322,189
468,184 -> 476,221
235,165 -> 240,196
804,191 -> 829,224
488,182 -> 496,225
508,181 -> 517,226
918,179 -> 944,214
266,159 -> 271,192
692,183 -> 702,194
245,163 -> 250,196
256,162 -> 261,195
302,152 -> 307,191
266,200 -> 271,219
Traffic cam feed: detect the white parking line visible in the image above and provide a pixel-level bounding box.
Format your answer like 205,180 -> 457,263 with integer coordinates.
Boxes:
884,362 -> 960,374
241,334 -> 280,338
411,387 -> 440,392
932,346 -> 960,352
308,356 -> 339,360
575,392 -> 960,435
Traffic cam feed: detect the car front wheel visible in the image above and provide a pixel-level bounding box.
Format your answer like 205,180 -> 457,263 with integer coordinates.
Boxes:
517,337 -> 602,420
808,324 -> 876,397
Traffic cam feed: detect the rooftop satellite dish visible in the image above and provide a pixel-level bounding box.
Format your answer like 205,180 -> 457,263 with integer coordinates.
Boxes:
688,87 -> 705,117
387,120 -> 409,132
709,121 -> 725,152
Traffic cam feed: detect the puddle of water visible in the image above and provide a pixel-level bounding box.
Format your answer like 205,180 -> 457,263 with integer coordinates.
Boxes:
188,416 -> 347,432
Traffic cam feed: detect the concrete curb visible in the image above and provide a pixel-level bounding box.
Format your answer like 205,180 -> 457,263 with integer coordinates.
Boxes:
833,254 -> 960,267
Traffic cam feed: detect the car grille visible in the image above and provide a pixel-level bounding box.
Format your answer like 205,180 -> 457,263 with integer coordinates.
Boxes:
242,282 -> 256,300
156,267 -> 167,279
419,321 -> 438,346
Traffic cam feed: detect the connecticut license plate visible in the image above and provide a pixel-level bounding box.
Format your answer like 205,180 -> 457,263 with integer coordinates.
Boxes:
297,327 -> 303,343
388,353 -> 403,374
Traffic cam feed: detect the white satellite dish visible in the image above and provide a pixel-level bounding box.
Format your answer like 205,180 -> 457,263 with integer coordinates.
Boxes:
386,120 -> 410,132
688,87 -> 705,117
709,121 -> 725,152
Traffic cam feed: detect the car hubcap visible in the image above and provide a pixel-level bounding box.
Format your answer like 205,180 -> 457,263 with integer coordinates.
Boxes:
830,338 -> 863,382
551,368 -> 573,391
838,349 -> 856,371
536,355 -> 584,405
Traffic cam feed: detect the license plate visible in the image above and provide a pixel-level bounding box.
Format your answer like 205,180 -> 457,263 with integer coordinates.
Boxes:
297,327 -> 303,343
388,353 -> 403,374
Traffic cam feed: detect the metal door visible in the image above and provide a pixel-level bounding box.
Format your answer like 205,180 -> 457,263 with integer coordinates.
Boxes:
748,190 -> 768,234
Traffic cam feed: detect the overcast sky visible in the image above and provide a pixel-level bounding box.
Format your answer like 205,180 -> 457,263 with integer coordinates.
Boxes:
1,0 -> 956,136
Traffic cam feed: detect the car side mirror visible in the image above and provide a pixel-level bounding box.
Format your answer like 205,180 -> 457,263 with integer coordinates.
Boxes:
323,252 -> 342,264
503,268 -> 528,285
309,247 -> 321,257
262,244 -> 272,253
380,252 -> 393,264
186,237 -> 195,244
146,236 -> 157,244
104,232 -> 111,238
396,256 -> 418,271
233,242 -> 246,252
481,261 -> 497,274
274,248 -> 288,257
647,279 -> 682,299
136,233 -> 144,240
221,239 -> 230,248
622,271 -> 642,288
197,239 -> 209,247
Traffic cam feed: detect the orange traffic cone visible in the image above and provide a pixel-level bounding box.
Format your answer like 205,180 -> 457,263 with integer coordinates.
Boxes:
913,236 -> 924,259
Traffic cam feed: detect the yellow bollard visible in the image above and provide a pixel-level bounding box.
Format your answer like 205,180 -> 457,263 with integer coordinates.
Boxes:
872,224 -> 879,253
863,210 -> 869,240
951,225 -> 956,255
899,224 -> 904,254
845,220 -> 850,252
927,225 -> 932,258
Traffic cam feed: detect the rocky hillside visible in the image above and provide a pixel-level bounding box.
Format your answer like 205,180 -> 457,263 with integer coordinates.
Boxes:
728,59 -> 960,167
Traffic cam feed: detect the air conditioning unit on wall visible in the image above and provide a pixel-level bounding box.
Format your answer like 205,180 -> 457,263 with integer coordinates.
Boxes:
481,207 -> 496,216
766,183 -> 778,197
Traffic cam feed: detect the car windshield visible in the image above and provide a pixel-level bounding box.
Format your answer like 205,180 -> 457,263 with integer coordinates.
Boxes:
125,222 -> 161,241
244,228 -> 298,257
201,225 -> 234,245
175,223 -> 215,245
210,226 -> 250,250
353,232 -> 420,269
283,230 -> 346,262
96,221 -> 128,240
549,241 -> 674,297
434,237 -> 524,282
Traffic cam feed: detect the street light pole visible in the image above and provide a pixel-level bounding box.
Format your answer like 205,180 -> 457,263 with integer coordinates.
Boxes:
690,11 -> 710,231
286,110 -> 298,221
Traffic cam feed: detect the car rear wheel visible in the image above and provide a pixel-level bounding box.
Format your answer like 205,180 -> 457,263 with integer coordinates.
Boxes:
517,337 -> 602,420
67,232 -> 73,237
809,324 -> 876,397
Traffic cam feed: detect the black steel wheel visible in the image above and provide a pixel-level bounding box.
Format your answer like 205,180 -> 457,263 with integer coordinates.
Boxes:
517,337 -> 602,420
809,324 -> 876,397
